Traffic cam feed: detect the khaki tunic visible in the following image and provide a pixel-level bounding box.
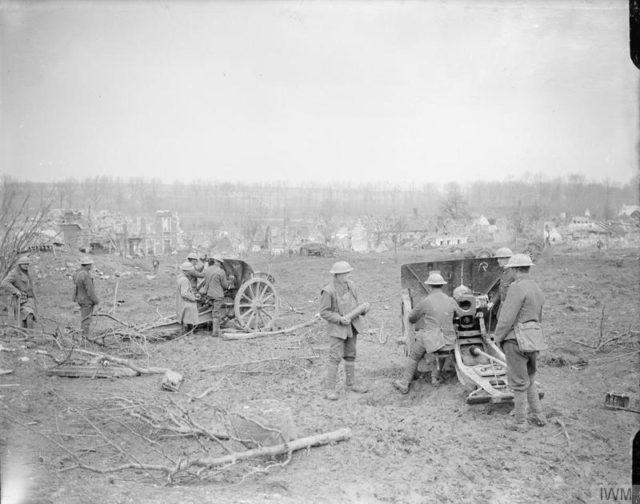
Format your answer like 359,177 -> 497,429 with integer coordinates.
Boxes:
72,268 -> 99,306
1,267 -> 36,321
176,274 -> 198,325
494,277 -> 544,345
319,280 -> 364,340
200,264 -> 228,300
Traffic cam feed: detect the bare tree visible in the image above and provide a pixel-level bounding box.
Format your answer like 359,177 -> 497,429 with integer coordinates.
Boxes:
0,179 -> 51,279
439,182 -> 470,220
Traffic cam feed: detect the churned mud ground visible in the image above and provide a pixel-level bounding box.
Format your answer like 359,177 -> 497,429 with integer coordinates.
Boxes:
1,245 -> 638,503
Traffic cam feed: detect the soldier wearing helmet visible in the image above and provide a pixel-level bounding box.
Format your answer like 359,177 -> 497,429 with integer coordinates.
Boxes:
493,247 -> 516,309
1,255 -> 37,329
393,271 -> 460,393
494,253 -> 546,432
176,261 -> 199,334
184,252 -> 205,290
319,261 -> 370,400
72,256 -> 100,337
199,255 -> 229,337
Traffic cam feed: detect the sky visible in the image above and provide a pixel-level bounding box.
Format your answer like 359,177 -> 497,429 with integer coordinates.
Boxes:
0,0 -> 637,186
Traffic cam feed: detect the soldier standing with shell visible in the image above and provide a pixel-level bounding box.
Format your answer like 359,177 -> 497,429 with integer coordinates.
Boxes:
319,261 -> 370,400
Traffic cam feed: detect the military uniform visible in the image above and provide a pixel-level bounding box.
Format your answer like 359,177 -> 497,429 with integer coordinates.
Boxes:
184,268 -> 204,291
73,268 -> 99,336
320,278 -> 368,398
1,266 -> 36,327
499,268 -> 516,303
394,290 -> 458,392
408,291 -> 458,357
494,275 -> 545,429
200,263 -> 229,336
176,272 -> 198,328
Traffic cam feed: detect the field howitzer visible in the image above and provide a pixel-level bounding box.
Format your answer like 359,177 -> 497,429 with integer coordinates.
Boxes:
400,256 -> 533,404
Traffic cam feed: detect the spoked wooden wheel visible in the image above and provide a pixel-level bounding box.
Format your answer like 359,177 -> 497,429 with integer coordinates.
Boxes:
234,277 -> 279,331
400,292 -> 414,357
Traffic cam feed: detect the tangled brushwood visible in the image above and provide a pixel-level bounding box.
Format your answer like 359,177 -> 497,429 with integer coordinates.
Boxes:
1,392 -> 350,485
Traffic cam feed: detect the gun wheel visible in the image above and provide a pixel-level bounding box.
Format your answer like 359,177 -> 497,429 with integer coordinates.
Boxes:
234,277 -> 279,331
400,292 -> 414,357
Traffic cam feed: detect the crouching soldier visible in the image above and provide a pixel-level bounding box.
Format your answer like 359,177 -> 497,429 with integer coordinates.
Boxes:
393,271 -> 458,393
320,261 -> 369,400
1,256 -> 37,329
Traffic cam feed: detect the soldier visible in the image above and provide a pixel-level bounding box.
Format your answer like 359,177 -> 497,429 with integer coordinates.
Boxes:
393,271 -> 459,393
493,253 -> 546,432
184,252 -> 205,290
176,261 -> 199,334
200,255 -> 229,337
1,256 -> 37,329
72,256 -> 100,337
320,261 -> 369,400
494,247 -> 516,307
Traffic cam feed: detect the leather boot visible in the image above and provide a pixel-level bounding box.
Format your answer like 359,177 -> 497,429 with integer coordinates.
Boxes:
510,390 -> 528,432
345,361 -> 368,393
325,362 -> 339,400
527,381 -> 546,426
393,359 -> 418,394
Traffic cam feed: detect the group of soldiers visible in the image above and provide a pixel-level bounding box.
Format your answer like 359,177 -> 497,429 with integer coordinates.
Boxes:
319,248 -> 546,433
175,252 -> 232,337
3,247 -> 546,431
2,255 -> 99,336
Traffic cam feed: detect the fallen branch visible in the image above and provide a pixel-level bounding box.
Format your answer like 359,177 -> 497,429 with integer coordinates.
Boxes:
571,335 -> 626,351
222,317 -> 320,340
94,312 -> 135,327
554,418 -> 578,462
189,427 -> 351,469
40,347 -> 173,377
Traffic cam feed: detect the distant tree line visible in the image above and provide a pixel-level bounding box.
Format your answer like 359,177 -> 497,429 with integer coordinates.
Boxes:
2,173 -> 638,226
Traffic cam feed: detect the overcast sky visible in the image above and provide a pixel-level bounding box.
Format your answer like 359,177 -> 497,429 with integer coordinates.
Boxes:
0,0 -> 637,186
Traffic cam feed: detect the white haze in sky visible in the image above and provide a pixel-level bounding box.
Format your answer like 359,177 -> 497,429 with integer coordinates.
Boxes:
0,0 -> 637,186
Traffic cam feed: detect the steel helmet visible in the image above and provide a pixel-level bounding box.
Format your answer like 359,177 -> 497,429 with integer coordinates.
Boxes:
186,252 -> 199,261
330,261 -> 354,275
494,247 -> 513,258
505,253 -> 533,268
211,255 -> 224,263
180,261 -> 195,271
453,284 -> 472,298
425,271 -> 447,285
16,256 -> 30,265
80,256 -> 94,265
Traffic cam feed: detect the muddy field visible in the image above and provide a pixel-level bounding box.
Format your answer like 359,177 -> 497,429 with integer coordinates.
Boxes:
1,245 -> 638,504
